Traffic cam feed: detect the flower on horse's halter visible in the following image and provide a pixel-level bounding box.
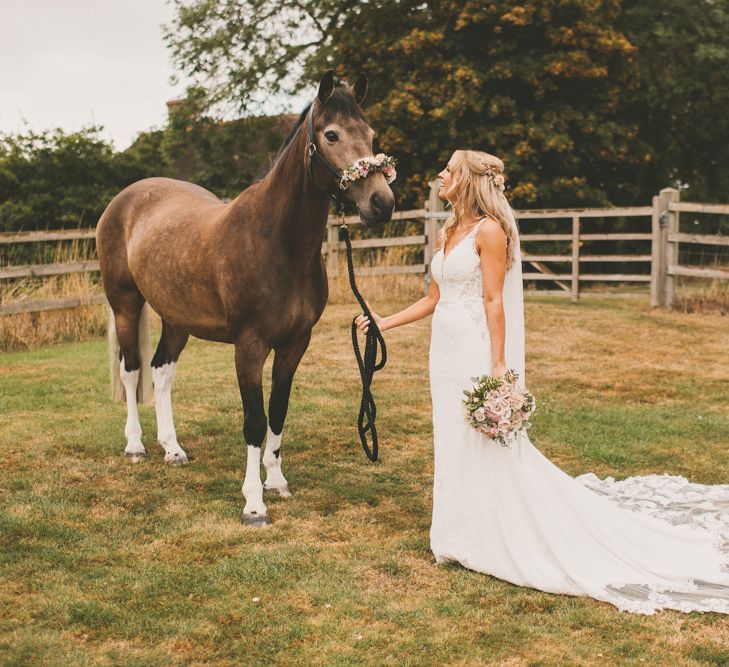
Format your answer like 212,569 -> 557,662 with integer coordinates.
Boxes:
339,153 -> 397,190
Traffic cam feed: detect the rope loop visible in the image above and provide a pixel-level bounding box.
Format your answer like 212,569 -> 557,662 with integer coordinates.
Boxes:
339,225 -> 387,461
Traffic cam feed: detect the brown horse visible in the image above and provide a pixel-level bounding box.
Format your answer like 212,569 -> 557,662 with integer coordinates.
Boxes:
96,71 -> 395,526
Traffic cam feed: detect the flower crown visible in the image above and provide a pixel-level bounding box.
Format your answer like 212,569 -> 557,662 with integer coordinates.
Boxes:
339,153 -> 397,190
484,166 -> 506,192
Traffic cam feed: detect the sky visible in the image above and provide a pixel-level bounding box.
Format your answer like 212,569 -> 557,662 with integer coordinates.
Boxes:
1,0 -> 186,150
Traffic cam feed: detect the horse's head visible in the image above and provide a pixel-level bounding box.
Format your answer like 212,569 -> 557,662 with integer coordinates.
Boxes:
308,71 -> 395,228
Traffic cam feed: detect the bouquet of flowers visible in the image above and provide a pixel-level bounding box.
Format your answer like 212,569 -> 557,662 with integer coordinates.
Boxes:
462,370 -> 536,447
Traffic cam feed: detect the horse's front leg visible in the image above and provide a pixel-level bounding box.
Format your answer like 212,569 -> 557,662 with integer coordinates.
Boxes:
235,338 -> 272,527
264,332 -> 312,497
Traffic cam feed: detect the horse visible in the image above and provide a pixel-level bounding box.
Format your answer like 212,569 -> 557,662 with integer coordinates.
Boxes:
96,71 -> 395,526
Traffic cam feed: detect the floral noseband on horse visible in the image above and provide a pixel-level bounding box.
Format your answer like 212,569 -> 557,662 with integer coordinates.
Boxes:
339,153 -> 397,190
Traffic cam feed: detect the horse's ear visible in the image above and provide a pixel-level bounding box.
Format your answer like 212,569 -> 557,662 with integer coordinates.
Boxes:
352,72 -> 368,104
317,70 -> 335,105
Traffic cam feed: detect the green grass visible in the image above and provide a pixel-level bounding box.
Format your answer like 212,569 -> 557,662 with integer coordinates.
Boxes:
1,297 -> 728,666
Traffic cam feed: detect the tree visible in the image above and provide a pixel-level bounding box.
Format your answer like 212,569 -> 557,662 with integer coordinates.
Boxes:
618,0 -> 729,203
164,0 -> 346,113
165,0 -> 643,208
0,127 -> 165,232
335,0 -> 645,208
0,116 -> 293,234
160,89 -> 297,199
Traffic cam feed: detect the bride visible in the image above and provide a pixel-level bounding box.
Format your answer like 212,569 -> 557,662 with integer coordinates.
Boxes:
355,149 -> 729,615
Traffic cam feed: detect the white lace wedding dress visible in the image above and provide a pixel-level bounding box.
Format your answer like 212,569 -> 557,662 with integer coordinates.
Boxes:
428,217 -> 729,615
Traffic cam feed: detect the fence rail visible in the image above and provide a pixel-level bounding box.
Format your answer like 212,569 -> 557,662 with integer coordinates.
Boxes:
669,202 -> 729,215
0,229 -> 97,243
0,294 -> 107,316
1,186 -> 726,315
668,232 -> 729,247
0,260 -> 100,280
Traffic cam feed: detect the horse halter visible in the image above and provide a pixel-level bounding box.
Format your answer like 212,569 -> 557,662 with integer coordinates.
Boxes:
305,105 -> 396,214
306,106 -> 345,188
306,106 -> 347,215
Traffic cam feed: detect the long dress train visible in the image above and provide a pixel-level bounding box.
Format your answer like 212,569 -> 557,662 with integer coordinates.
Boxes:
428,219 -> 729,615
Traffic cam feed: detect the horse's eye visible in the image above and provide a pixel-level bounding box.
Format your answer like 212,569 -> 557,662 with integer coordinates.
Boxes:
324,131 -> 339,142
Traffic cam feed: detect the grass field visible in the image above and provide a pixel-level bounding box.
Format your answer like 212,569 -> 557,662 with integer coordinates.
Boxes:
1,297 -> 728,666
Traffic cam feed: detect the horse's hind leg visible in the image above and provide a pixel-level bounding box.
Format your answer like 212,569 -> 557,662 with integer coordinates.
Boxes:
111,290 -> 146,462
263,332 -> 312,498
151,321 -> 190,465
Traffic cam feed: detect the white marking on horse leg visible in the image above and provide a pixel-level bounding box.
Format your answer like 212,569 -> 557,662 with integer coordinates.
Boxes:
263,426 -> 291,497
242,445 -> 269,525
120,361 -> 145,462
152,362 -> 188,465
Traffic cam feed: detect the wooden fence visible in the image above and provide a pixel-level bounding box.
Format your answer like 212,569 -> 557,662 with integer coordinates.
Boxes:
324,184 -> 729,305
326,182 -> 658,301
652,191 -> 729,306
1,186 -> 727,317
0,229 -> 104,315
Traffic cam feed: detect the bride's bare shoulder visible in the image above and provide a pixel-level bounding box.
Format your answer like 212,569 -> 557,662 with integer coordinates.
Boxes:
475,216 -> 507,250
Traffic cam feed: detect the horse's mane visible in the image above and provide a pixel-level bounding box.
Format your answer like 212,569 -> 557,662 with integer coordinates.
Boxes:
260,85 -> 365,178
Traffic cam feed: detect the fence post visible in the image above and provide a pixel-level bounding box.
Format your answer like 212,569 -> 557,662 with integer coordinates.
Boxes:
326,219 -> 339,278
652,187 -> 680,307
650,194 -> 662,307
663,189 -> 680,308
423,179 -> 443,295
109,303 -> 154,404
571,215 -> 580,302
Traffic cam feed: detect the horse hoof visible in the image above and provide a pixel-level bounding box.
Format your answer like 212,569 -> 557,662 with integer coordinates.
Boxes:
241,512 -> 271,528
264,483 -> 292,498
164,451 -> 189,466
124,451 -> 146,463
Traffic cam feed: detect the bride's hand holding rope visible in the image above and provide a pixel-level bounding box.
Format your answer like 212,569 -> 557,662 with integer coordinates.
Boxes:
358,278 -> 441,336
355,300 -> 386,335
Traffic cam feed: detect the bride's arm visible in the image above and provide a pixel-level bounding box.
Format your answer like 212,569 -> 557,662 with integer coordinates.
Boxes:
476,220 -> 507,377
382,278 -> 441,331
356,232 -> 443,334
355,278 -> 440,334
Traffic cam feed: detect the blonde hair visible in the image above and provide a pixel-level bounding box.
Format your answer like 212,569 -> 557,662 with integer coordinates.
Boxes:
440,149 -> 517,270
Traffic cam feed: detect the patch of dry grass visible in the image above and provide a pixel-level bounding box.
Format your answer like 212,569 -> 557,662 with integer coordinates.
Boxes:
675,280 -> 729,316
524,295 -> 729,407
326,243 -> 425,305
0,237 -> 106,351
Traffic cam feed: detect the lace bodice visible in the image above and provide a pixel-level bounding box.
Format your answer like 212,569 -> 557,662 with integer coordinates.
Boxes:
430,221 -> 490,343
430,221 -> 483,303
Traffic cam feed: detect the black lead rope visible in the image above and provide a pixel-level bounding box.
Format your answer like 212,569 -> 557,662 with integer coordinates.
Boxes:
307,101 -> 388,461
339,224 -> 387,462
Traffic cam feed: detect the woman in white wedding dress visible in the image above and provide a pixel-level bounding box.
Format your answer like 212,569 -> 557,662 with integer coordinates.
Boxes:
355,149 -> 729,615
